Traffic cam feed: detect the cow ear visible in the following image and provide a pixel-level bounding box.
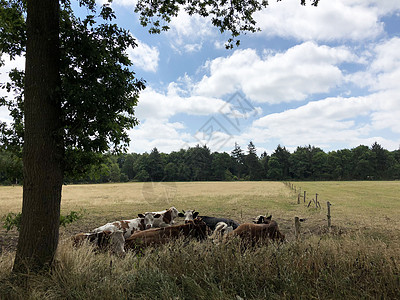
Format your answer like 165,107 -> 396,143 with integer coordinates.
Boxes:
178,212 -> 185,217
138,213 -> 144,218
154,214 -> 161,218
266,215 -> 272,220
182,210 -> 186,213
193,211 -> 199,218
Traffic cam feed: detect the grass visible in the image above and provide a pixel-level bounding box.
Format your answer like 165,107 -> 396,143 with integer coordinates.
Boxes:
0,181 -> 400,299
288,181 -> 400,243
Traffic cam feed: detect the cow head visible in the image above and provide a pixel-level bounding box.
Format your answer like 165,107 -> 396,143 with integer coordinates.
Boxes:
168,207 -> 180,220
253,215 -> 272,224
181,210 -> 199,223
138,212 -> 160,229
160,207 -> 180,224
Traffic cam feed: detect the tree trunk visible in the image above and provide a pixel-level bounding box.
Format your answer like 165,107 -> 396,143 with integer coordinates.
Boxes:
13,0 -> 63,273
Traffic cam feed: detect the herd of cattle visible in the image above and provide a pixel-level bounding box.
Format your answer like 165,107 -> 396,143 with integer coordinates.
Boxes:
72,207 -> 285,255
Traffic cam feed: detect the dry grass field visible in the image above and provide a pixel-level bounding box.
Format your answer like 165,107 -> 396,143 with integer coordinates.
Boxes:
0,181 -> 399,299
2,181 -> 399,242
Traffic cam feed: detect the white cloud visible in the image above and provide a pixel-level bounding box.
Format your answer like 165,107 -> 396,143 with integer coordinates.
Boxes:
241,36 -> 400,150
167,12 -> 215,54
194,42 -> 357,103
0,54 -> 25,124
127,39 -> 159,73
127,114 -> 218,153
135,86 -> 233,121
370,38 -> 400,73
239,88 -> 400,151
128,118 -> 190,153
99,0 -> 137,8
254,0 -> 391,42
347,37 -> 400,93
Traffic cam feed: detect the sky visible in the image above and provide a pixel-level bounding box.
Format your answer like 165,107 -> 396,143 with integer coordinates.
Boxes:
1,0 -> 400,156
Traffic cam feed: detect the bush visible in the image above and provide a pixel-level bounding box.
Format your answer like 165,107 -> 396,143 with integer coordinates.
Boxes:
2,210 -> 84,232
59,211 -> 84,227
1,212 -> 22,232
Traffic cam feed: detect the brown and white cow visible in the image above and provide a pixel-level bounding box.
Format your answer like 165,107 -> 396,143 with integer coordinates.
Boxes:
145,206 -> 183,228
72,230 -> 125,255
125,218 -> 209,249
92,212 -> 159,239
226,220 -> 285,245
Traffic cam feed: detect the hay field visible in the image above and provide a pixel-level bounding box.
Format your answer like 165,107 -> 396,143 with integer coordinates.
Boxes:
1,181 -> 293,243
1,181 -> 400,299
1,181 -> 399,244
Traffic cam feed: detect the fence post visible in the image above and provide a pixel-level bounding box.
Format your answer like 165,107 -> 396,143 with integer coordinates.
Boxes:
304,191 -> 306,203
295,217 -> 301,239
327,201 -> 332,228
297,193 -> 300,204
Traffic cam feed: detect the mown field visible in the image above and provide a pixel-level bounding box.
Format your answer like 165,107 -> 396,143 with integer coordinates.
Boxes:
0,181 -> 399,299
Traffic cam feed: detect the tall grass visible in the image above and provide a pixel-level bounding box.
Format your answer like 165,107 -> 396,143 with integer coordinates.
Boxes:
1,234 -> 399,299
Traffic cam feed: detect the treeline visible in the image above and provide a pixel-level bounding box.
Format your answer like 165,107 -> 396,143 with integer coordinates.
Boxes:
1,141 -> 400,185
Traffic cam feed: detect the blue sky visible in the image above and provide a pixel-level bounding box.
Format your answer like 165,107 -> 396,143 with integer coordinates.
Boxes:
1,0 -> 400,155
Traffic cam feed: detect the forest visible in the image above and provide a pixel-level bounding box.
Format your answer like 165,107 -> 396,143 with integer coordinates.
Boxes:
1,141 -> 399,185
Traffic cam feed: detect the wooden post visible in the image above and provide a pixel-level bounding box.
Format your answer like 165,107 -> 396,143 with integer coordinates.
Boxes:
294,186 -> 296,193
294,217 -> 301,239
327,201 -> 332,228
304,191 -> 306,203
297,193 -> 300,204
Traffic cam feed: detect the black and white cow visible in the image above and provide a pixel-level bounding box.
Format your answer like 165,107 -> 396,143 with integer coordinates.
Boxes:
253,215 -> 272,224
181,210 -> 240,231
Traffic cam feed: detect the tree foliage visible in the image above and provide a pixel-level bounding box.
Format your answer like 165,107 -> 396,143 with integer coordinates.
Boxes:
2,141 -> 396,185
0,0 -> 145,176
0,0 -> 26,60
135,0 -> 319,48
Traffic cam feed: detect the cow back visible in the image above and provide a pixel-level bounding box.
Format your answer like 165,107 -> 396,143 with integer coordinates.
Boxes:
199,216 -> 240,231
228,222 -> 285,243
125,221 -> 208,249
